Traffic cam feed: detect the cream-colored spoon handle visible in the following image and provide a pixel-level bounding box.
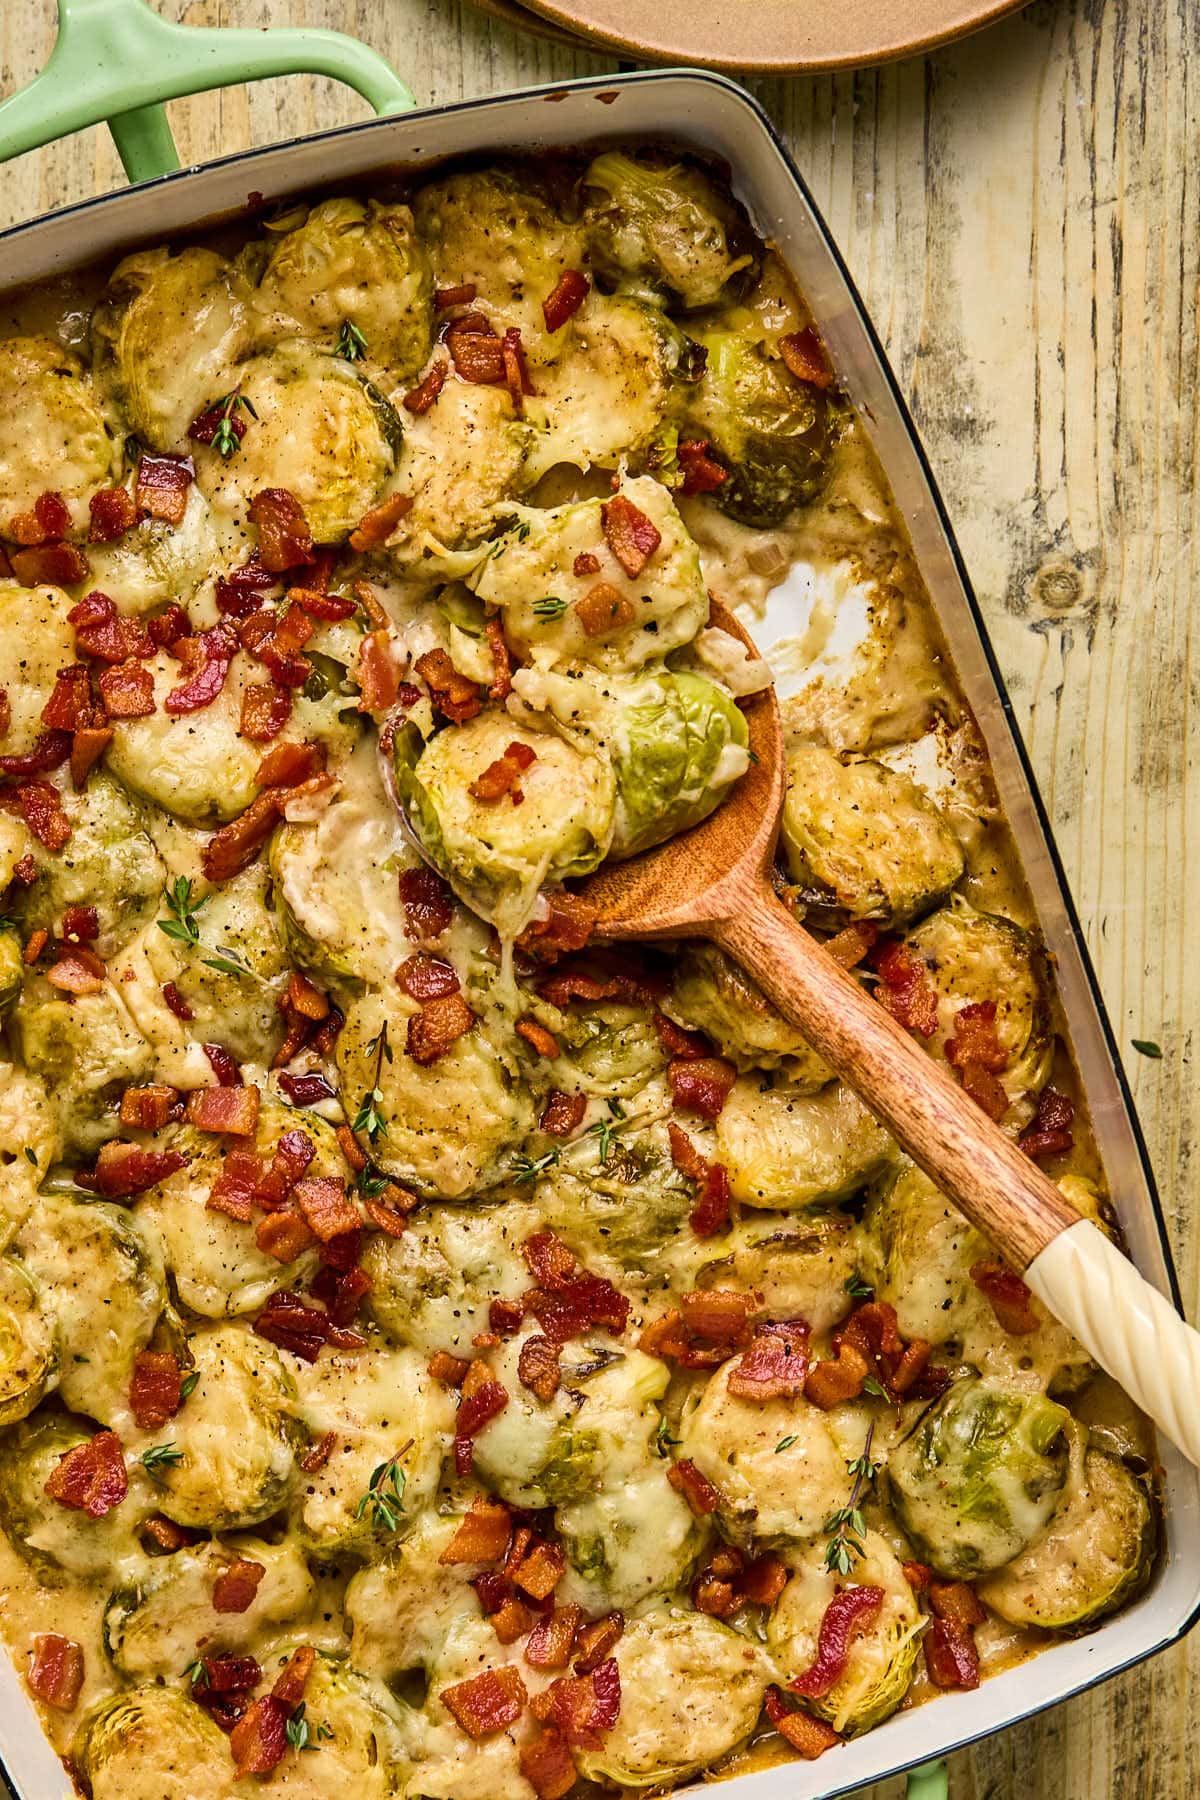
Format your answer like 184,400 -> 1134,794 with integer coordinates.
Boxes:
1025,1220 -> 1200,1466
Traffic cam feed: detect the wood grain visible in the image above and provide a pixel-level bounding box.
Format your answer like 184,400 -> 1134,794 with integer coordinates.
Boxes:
2,1 -> 1197,1794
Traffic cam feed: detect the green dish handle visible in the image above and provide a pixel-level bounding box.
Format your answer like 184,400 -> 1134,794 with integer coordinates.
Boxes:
0,0 -> 415,184
907,1758 -> 950,1799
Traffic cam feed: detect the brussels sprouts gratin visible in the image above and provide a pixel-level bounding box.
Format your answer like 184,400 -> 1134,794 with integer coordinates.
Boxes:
0,148 -> 1159,1798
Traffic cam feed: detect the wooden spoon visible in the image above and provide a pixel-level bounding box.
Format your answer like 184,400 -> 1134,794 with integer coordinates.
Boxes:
578,603 -> 1200,1468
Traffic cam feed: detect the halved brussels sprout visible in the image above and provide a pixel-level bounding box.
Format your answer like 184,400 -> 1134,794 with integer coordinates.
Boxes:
978,1441 -> 1155,1633
84,481 -> 223,614
247,1645 -> 419,1797
345,1511 -> 481,1676
363,1199 -> 542,1357
0,1259 -> 54,1425
92,246 -> 253,450
20,775 -> 164,956
677,1358 -> 850,1543
715,1075 -> 896,1209
416,1615 -> 545,1800
16,982 -> 153,1155
143,1323 -> 301,1530
74,1682 -> 234,1800
194,345 -> 397,542
556,1465 -> 704,1612
887,1376 -> 1071,1577
663,941 -> 831,1076
384,379 -> 531,563
395,715 -> 615,935
536,1129 -> 692,1279
412,167 -> 584,332
0,582 -> 77,754
667,1212 -> 860,1337
781,743 -> 964,928
291,1346 -> 453,1556
0,337 -> 116,533
102,1535 -> 315,1677
768,1532 -> 922,1735
547,997 -> 667,1099
254,196 -> 434,379
0,931 -> 22,1013
0,1414 -> 147,1580
0,1065 -> 58,1250
573,1603 -> 769,1789
336,989 -> 534,1198
687,327 -> 840,527
15,1196 -> 165,1427
580,152 -> 758,311
470,475 -> 708,670
606,668 -> 748,858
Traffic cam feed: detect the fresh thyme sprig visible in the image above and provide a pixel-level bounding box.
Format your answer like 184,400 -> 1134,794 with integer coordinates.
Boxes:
532,596 -> 567,620
844,1271 -> 873,1301
653,1416 -> 681,1458
201,947 -> 252,980
141,1441 -> 184,1471
587,1098 -> 626,1165
158,877 -> 208,948
355,1440 -> 414,1532
822,1423 -> 879,1577
352,1025 -> 392,1142
511,1148 -> 560,1185
210,390 -> 258,460
335,320 -> 368,362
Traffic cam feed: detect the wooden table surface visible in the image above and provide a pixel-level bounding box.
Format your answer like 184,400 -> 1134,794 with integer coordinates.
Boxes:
3,1 -> 1197,1793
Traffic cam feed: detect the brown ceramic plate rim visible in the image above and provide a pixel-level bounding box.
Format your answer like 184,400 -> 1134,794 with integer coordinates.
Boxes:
516,0 -> 1030,71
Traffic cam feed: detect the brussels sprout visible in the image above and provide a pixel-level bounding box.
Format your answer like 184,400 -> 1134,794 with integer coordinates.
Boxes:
291,1346 -> 453,1556
143,1323 -> 301,1529
0,1065 -> 58,1250
904,897 -> 1054,1106
573,1603 -> 769,1789
73,1682 -> 234,1800
363,1199 -> 541,1356
663,941 -> 831,1077
667,1212 -> 860,1337
556,1466 -> 704,1611
0,582 -> 77,753
769,1532 -> 922,1735
92,246 -> 253,450
345,1512 -> 481,1676
15,1196 -> 165,1426
16,982 -> 153,1155
0,1259 -> 54,1425
0,337 -> 116,533
255,196 -> 434,379
136,1105 -> 339,1318
677,1357 -> 851,1543
336,989 -> 533,1198
470,475 -> 708,670
194,345 -> 397,543
603,668 -> 748,858
0,930 -> 22,1012
978,1443 -> 1155,1633
248,1646 -> 419,1796
687,327 -> 840,526
580,152 -> 758,311
887,1376 -> 1071,1577
412,167 -> 584,332
547,998 -> 667,1099
416,1616 -> 544,1800
384,379 -> 532,564
84,481 -> 223,615
0,1413 -> 148,1580
395,715 -> 615,935
20,775 -> 165,956
715,1075 -> 896,1209
536,1131 -> 692,1279
102,1534 -> 315,1677
781,743 -> 965,928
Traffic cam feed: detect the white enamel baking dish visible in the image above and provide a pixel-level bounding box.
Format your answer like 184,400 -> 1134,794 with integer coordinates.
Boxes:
0,13 -> 1196,1799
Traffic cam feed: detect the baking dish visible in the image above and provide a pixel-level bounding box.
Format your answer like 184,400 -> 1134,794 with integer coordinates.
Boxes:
1,7 -> 1197,1798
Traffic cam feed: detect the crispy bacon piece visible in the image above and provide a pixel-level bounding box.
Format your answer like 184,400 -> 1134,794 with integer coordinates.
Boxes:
88,487 -> 138,543
522,1231 -> 631,1339
517,1334 -> 562,1403
435,283 -> 478,309
148,602 -> 191,650
399,866 -> 455,940
189,399 -> 248,450
780,325 -> 835,389
601,493 -> 661,578
690,1162 -> 732,1237
930,1579 -> 986,1630
803,1342 -> 871,1410
572,1612 -> 623,1675
97,660 -> 154,719
253,1288 -> 367,1361
902,1560 -> 932,1592
8,491 -> 71,545
294,1176 -> 360,1242
970,1259 -> 1040,1334
230,1696 -> 289,1776
502,328 -> 535,410
542,269 -> 590,332
728,1320 -> 810,1400
573,552 -> 601,577
531,1660 -> 620,1748
485,617 -> 513,701
68,724 -> 111,788
22,929 -> 48,966
489,1298 -> 525,1337
439,1497 -> 513,1566
667,1458 -> 721,1516
256,741 -> 324,789
185,1084 -> 261,1136
28,1635 -> 84,1711
870,937 -> 939,1037
289,585 -> 356,625
61,904 -> 100,945
216,555 -> 278,618
349,491 -> 413,553
667,1121 -> 710,1181
396,952 -> 460,1003
203,1653 -> 262,1694
44,1431 -> 127,1517
46,944 -> 106,994
946,999 -> 1009,1119
10,542 -> 89,587
1019,1085 -> 1076,1161
165,621 -> 238,715
135,452 -> 195,526
0,729 -> 72,776
239,601 -> 314,688
823,920 -> 879,968
680,1286 -> 756,1348
299,1432 -> 336,1474
446,312 -> 507,385
1,779 -> 71,850
520,1726 -> 577,1800
248,487 -> 315,572
525,1604 -> 582,1672
454,1362 -> 510,1475
517,895 -> 598,965
355,630 -> 400,713
120,1083 -> 180,1130
540,1089 -> 586,1136
441,1664 -> 528,1739
677,438 -> 728,496
404,358 -> 448,414
764,1687 -> 840,1759
207,1150 -> 261,1222
790,1585 -> 885,1697
129,1351 -> 183,1430
667,1055 -> 737,1120
407,990 -> 475,1065
429,1350 -> 470,1388
69,591 -> 153,663
271,1645 -> 316,1711
80,1140 -> 188,1198
204,1041 -> 243,1089
256,1209 -> 317,1264
516,1017 -> 559,1059
414,647 -> 482,723
575,582 -> 634,638
924,1613 -> 982,1690
213,1558 -> 266,1614
40,663 -> 92,731
240,681 -> 292,742
162,980 -> 194,1020
202,790 -> 284,882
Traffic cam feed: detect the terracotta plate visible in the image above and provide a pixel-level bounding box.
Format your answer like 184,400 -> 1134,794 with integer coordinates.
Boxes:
506,0 -> 1030,71
467,0 -> 591,51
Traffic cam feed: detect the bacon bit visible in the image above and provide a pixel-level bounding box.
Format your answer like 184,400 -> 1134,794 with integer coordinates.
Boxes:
568,554 -> 600,583
667,1458 -> 721,1516
780,325 -> 835,390
255,1209 -> 318,1264
119,1083 -> 180,1130
869,937 -> 939,1037
364,1188 -> 417,1237
823,920 -> 879,969
489,1594 -> 537,1645
485,617 -> 513,702
441,1664 -> 528,1739
525,1604 -> 582,1672
28,1635 -> 84,1712
680,1287 -> 756,1349
667,1055 -> 737,1121
230,1696 -> 289,1777
1019,1085 -> 1076,1161
764,1688 -> 840,1759
300,1431 -> 336,1473
446,313 -> 507,385
740,1553 -> 790,1607
404,358 -> 448,415
216,555 -> 278,618
202,791 -> 284,882
542,269 -> 590,332
289,585 -> 356,624
253,1129 -> 316,1208
0,729 -> 72,776
517,896 -> 598,966
572,1612 -> 623,1675
240,681 -> 292,742
414,647 -> 482,723
690,1163 -> 732,1238
349,491 -> 414,554
254,1288 -> 366,1361
45,944 -> 105,1000
248,488 -> 315,573
351,578 -> 388,630
399,866 -> 455,940
540,1090 -> 586,1136
516,1017 -> 559,1059
207,1150 -> 262,1223
70,726 -> 113,788
185,1084 -> 261,1136
397,952 -> 460,1002
1,780 -> 71,851
454,1364 -> 510,1475
530,1660 -> 620,1748
8,490 -> 71,545
22,929 -> 48,966
946,999 -> 1010,1119
134,452 -> 194,526
256,742 -> 324,791
677,438 -> 728,496
803,1342 -> 871,1410
435,283 -> 478,309
490,1297 -> 525,1336
147,603 -> 191,651
203,1653 -> 262,1694
440,1497 -> 514,1565
88,487 -> 139,543
518,1334 -> 562,1403
211,1558 -> 266,1615
10,542 -> 89,587
165,622 -> 239,716
575,582 -> 634,637
129,1351 -> 183,1430
930,1580 -> 986,1630
239,601 -> 314,688
429,1350 -> 470,1388
68,590 -> 151,663
199,1039 -> 243,1088
502,328 -> 535,410
11,853 -> 36,886
294,1176 -> 360,1242
601,493 -> 661,578
902,1560 -> 932,1592
79,1141 -> 188,1198
970,1259 -> 1040,1334
40,664 -> 92,732
59,903 -> 99,944
140,1514 -> 193,1553
728,1320 -> 811,1400
520,1726 -> 577,1800
96,659 -> 156,721
656,1012 -> 712,1060
189,399 -> 249,449
162,980 -> 194,1020
352,630 -> 399,714
44,1431 -> 127,1517
790,1585 -> 885,1697
522,1231 -> 631,1338
924,1618 -> 981,1690
407,990 -> 475,1066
